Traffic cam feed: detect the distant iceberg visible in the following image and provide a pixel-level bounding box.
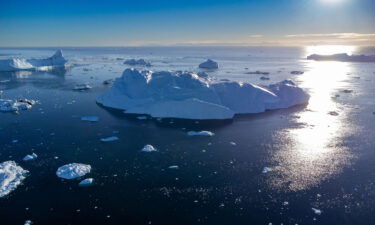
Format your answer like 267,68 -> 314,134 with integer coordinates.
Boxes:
0,161 -> 29,198
199,59 -> 218,69
307,53 -> 375,62
96,68 -> 309,120
123,59 -> 151,66
0,50 -> 68,72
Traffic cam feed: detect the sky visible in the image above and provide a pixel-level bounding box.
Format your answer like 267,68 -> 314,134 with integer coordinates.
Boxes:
0,0 -> 374,47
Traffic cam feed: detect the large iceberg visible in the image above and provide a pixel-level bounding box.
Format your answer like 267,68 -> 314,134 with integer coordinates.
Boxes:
96,68 -> 309,120
0,99 -> 36,112
0,161 -> 29,198
0,50 -> 68,72
307,53 -> 375,62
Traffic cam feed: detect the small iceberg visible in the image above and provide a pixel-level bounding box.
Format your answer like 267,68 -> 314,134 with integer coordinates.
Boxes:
103,79 -> 113,85
124,59 -> 151,66
73,84 -> 92,91
96,69 -> 309,120
100,136 -> 119,142
199,59 -> 218,69
168,165 -> 179,169
23,153 -> 38,161
290,71 -> 304,75
81,116 -> 99,122
0,99 -> 36,112
187,131 -> 215,136
24,220 -> 32,225
262,167 -> 272,173
0,50 -> 67,72
140,144 -> 157,152
56,163 -> 91,179
245,71 -> 269,75
78,178 -> 94,187
260,76 -> 270,80
307,53 -> 375,62
0,161 -> 29,198
311,207 -> 322,215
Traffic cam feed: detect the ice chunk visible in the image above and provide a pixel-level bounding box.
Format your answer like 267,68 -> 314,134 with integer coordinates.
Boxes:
100,136 -> 119,142
56,163 -> 91,179
140,144 -> 157,152
0,50 -> 67,72
73,84 -> 92,91
0,161 -> 29,197
290,71 -> 304,75
187,131 -> 215,136
136,116 -> 148,120
81,116 -> 99,122
260,76 -> 270,80
199,59 -> 218,69
0,98 -> 36,112
24,220 -> 32,225
23,153 -> 38,161
307,53 -> 375,62
311,208 -> 322,215
168,165 -> 179,169
103,79 -> 113,85
245,71 -> 269,75
79,178 -> 94,187
96,68 -> 310,120
124,59 -> 151,66
262,167 -> 272,173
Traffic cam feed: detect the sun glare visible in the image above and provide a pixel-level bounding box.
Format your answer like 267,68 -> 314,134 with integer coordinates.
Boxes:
305,45 -> 356,56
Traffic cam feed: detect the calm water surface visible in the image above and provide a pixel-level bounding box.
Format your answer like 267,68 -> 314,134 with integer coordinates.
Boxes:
0,46 -> 375,225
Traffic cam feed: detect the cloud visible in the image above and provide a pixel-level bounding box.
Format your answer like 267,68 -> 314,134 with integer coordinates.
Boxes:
249,34 -> 263,38
285,33 -> 375,39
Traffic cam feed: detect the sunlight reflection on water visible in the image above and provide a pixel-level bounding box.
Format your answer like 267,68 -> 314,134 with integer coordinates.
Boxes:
269,46 -> 357,191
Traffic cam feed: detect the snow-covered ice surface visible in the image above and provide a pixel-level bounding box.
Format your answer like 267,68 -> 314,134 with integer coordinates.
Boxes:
0,50 -> 67,72
307,53 -> 375,62
0,161 -> 28,198
56,163 -> 91,179
96,68 -> 309,120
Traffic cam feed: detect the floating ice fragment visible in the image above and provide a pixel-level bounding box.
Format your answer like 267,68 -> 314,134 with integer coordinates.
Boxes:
24,220 -> 32,225
328,111 -> 339,116
141,144 -> 157,152
260,76 -> 270,80
290,71 -> 304,75
136,116 -> 148,120
199,59 -> 218,69
229,141 -> 237,146
81,116 -> 99,122
0,161 -> 29,197
168,165 -> 179,169
100,136 -> 119,142
56,163 -> 91,179
187,131 -> 215,136
311,208 -> 322,215
79,178 -> 94,187
23,153 -> 38,161
73,84 -> 92,91
262,167 -> 272,173
245,71 -> 269,75
0,98 -> 36,112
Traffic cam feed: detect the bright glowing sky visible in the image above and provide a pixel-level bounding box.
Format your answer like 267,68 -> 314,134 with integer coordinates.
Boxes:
0,0 -> 374,46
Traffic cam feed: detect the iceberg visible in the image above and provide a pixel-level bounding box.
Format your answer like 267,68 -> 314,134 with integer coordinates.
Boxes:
23,153 -> 38,161
140,144 -> 157,152
0,161 -> 29,198
187,131 -> 215,136
0,50 -> 67,72
96,68 -> 310,120
307,53 -> 375,62
73,84 -> 92,91
78,178 -> 94,187
100,136 -> 119,142
199,59 -> 218,69
123,59 -> 151,67
0,99 -> 36,112
56,163 -> 91,179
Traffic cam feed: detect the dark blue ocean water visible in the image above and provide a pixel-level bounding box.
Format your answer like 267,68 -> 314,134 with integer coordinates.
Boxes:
0,46 -> 375,225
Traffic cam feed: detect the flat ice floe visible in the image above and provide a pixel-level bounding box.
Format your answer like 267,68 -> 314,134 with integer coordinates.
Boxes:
79,178 -> 94,187
0,50 -> 68,72
187,131 -> 215,136
0,99 -> 36,112
96,68 -> 310,120
56,163 -> 91,179
0,161 -> 29,198
23,153 -> 38,161
307,53 -> 375,62
199,59 -> 218,69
